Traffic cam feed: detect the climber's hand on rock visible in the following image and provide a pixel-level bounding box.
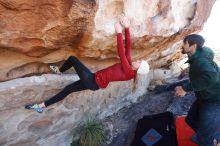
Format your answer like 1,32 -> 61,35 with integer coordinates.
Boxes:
115,22 -> 122,33
175,86 -> 186,97
119,14 -> 130,28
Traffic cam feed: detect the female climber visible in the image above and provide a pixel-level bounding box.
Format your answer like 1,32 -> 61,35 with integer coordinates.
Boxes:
25,15 -> 149,113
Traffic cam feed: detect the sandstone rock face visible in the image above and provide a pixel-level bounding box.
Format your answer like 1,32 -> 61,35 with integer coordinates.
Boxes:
0,0 -> 216,81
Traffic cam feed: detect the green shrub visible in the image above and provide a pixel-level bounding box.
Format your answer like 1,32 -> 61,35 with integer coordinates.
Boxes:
71,140 -> 80,146
79,118 -> 105,146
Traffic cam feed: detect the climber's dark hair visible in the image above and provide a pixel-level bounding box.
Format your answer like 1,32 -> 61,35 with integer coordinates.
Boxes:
183,34 -> 205,49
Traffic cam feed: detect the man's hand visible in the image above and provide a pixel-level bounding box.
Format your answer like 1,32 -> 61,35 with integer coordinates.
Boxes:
175,86 -> 187,97
214,139 -> 220,146
119,14 -> 130,28
115,22 -> 122,33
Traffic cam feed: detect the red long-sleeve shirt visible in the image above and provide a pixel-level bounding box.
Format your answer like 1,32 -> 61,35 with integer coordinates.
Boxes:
95,28 -> 136,88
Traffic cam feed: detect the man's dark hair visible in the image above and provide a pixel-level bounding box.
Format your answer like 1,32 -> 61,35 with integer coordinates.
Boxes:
183,34 -> 205,49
